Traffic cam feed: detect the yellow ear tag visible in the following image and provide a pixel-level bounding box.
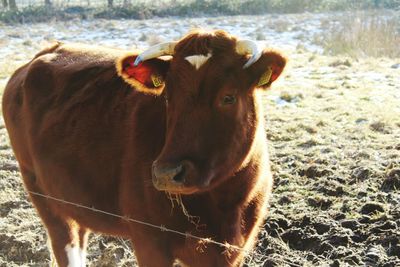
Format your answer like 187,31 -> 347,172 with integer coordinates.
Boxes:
151,74 -> 163,88
257,67 -> 272,87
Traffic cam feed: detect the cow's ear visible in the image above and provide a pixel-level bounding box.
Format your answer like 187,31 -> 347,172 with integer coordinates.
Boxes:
245,50 -> 286,90
116,53 -> 170,95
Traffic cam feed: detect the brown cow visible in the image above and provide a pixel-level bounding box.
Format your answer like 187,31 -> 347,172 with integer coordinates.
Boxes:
2,30 -> 286,267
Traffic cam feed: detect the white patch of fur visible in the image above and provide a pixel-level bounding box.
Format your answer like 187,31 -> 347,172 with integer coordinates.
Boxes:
173,258 -> 189,267
79,249 -> 87,267
65,244 -> 82,267
185,53 -> 212,70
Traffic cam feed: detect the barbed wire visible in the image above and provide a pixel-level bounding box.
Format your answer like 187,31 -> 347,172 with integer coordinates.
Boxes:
27,190 -> 303,267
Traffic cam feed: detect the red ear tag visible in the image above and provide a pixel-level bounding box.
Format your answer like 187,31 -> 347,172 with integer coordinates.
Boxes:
257,66 -> 272,87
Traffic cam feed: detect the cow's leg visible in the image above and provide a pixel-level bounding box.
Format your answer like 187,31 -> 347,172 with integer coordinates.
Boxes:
130,229 -> 174,267
32,197 -> 83,266
78,227 -> 90,266
21,169 -> 85,267
44,215 -> 89,267
30,195 -> 82,266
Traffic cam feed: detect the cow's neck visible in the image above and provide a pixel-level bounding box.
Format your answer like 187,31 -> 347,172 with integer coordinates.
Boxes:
211,140 -> 268,210
182,120 -> 268,228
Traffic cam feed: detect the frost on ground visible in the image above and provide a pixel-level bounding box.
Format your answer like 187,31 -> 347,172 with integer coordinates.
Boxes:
0,12 -> 400,267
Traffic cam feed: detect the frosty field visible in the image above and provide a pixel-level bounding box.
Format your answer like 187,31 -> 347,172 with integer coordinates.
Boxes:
0,12 -> 399,266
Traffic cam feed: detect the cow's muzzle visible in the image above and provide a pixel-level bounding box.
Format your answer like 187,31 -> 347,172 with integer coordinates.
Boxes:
152,160 -> 197,194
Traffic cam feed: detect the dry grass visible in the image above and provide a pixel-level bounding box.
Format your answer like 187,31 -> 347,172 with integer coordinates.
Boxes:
316,11 -> 400,57
0,61 -> 20,80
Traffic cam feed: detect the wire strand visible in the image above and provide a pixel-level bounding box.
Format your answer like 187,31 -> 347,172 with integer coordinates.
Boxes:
27,190 -> 302,267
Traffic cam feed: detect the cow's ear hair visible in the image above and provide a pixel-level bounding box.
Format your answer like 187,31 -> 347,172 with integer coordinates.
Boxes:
245,50 -> 286,90
116,53 -> 170,95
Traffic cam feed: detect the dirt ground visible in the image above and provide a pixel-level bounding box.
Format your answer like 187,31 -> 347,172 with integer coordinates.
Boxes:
0,13 -> 399,267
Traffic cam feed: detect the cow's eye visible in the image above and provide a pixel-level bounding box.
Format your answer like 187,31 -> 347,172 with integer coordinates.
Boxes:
222,95 -> 236,105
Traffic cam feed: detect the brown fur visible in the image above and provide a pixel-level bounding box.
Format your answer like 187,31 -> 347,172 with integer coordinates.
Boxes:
2,30 -> 286,266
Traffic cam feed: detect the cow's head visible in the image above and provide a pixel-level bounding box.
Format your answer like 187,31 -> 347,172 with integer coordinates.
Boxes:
117,30 -> 286,194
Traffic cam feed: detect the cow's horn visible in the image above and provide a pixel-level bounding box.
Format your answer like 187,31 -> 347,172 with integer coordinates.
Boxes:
236,40 -> 262,69
134,42 -> 178,66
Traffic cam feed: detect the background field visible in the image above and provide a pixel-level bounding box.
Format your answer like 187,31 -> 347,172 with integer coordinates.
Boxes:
0,4 -> 400,267
0,0 -> 400,23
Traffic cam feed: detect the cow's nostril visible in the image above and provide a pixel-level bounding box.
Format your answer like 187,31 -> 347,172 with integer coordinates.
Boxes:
172,165 -> 185,183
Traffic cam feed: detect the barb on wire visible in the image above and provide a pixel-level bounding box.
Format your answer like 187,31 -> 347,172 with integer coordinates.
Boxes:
27,190 -> 303,267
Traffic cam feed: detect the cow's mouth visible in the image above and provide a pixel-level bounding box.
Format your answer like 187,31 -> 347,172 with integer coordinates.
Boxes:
151,160 -> 203,194
152,175 -> 200,194
154,183 -> 199,195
